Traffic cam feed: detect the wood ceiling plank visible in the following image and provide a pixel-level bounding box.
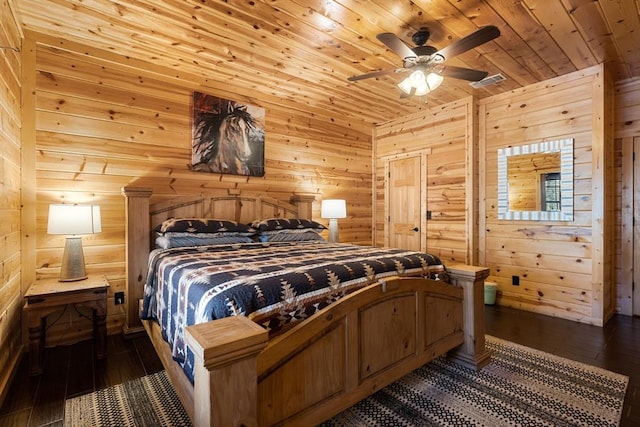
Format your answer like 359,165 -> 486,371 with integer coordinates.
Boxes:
522,0 -> 598,70
561,0 -> 628,79
449,0 -> 559,82
596,0 -> 640,77
484,0 -> 576,77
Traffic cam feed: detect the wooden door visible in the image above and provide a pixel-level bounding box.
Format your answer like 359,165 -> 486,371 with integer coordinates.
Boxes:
388,156 -> 425,250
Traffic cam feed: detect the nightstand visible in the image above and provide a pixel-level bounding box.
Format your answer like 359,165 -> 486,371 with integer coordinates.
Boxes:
24,274 -> 109,375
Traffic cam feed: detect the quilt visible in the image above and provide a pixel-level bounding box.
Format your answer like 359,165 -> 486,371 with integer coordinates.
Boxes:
141,241 -> 447,383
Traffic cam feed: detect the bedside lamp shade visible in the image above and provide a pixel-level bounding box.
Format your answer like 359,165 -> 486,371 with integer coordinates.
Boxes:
48,204 -> 102,281
321,199 -> 346,243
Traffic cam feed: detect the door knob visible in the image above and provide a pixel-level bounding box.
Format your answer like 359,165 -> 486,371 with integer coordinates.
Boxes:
411,227 -> 419,232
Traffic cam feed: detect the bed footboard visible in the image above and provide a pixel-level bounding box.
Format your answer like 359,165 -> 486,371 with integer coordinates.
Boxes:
184,267 -> 489,427
124,186 -> 490,426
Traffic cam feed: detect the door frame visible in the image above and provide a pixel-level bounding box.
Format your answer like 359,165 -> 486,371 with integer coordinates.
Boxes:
620,136 -> 640,316
382,149 -> 430,251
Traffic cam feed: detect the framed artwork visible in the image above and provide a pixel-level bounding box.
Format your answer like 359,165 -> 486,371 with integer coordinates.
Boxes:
191,92 -> 265,176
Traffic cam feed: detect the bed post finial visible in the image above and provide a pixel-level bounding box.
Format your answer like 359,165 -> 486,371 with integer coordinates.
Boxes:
121,186 -> 153,336
290,193 -> 315,219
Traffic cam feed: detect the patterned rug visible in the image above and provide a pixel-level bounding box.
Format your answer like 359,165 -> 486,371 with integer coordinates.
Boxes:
322,336 -> 629,426
64,370 -> 190,426
64,336 -> 628,426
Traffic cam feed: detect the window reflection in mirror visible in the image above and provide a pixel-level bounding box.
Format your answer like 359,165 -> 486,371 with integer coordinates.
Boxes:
497,138 -> 573,221
540,172 -> 561,211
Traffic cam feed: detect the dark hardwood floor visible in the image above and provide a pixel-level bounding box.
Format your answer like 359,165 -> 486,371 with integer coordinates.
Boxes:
0,305 -> 638,426
0,333 -> 164,427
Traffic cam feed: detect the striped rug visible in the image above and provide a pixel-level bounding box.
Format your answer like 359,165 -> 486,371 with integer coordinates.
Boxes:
64,336 -> 628,426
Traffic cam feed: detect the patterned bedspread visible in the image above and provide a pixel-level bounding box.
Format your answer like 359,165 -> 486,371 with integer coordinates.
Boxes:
140,241 -> 447,383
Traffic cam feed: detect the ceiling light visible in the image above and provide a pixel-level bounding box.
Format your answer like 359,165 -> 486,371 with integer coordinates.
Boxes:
398,70 -> 444,96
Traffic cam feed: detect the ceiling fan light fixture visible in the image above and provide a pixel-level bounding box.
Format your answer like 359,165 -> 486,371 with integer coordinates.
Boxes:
398,70 -> 443,96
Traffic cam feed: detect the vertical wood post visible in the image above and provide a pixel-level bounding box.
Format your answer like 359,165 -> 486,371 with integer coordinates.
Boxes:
290,194 -> 315,219
121,186 -> 153,335
185,316 -> 268,427
446,264 -> 491,369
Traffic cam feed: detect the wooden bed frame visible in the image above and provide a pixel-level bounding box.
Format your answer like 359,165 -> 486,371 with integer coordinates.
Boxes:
122,186 -> 490,427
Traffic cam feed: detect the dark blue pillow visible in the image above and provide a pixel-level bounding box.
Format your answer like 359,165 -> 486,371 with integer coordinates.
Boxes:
155,218 -> 254,235
249,218 -> 326,232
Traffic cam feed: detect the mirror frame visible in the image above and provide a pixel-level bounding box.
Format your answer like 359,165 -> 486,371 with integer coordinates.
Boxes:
497,138 -> 574,221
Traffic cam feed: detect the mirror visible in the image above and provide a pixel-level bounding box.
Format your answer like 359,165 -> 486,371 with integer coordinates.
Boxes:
497,138 -> 573,221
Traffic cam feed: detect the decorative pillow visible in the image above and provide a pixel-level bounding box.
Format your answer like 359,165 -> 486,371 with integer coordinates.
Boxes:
155,218 -> 254,235
249,218 -> 326,232
426,264 -> 449,282
258,230 -> 326,243
155,234 -> 253,249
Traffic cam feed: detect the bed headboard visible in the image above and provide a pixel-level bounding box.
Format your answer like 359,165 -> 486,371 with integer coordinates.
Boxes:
121,186 -> 315,335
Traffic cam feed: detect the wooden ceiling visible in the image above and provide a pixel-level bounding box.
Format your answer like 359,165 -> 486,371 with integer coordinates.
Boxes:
14,0 -> 640,124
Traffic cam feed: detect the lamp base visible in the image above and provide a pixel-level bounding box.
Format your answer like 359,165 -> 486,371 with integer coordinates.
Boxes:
59,236 -> 88,282
327,218 -> 339,243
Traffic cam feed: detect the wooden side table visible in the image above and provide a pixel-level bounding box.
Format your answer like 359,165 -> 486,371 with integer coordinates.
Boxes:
24,274 -> 109,375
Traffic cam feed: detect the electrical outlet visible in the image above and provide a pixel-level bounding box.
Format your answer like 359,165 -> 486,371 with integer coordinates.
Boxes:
512,275 -> 520,286
115,292 -> 125,305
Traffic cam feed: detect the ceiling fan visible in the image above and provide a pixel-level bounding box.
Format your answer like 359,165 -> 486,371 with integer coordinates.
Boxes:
348,25 -> 501,97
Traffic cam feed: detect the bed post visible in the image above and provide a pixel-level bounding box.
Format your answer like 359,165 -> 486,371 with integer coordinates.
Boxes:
446,264 -> 491,369
290,193 -> 315,219
121,186 -> 153,336
185,316 -> 268,427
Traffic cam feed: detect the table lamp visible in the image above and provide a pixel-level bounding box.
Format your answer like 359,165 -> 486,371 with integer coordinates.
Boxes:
321,199 -> 346,243
47,204 -> 102,281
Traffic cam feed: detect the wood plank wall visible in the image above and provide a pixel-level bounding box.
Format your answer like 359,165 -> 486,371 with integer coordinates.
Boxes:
478,64 -> 613,326
23,31 -> 373,346
0,0 -> 23,405
372,67 -> 624,325
374,97 -> 475,265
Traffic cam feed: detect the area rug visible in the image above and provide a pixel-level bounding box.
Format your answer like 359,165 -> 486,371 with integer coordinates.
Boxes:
64,336 -> 628,427
321,336 -> 629,426
64,370 -> 190,426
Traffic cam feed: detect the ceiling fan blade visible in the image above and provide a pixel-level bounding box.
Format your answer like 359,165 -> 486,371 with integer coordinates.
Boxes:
437,65 -> 488,82
347,68 -> 398,81
433,25 -> 500,61
377,33 -> 416,59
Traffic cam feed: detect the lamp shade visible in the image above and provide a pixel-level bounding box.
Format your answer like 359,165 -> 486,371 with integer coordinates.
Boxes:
47,204 -> 102,235
321,199 -> 347,219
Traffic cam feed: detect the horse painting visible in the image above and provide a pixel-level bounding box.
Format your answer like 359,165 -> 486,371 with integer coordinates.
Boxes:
191,94 -> 265,176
